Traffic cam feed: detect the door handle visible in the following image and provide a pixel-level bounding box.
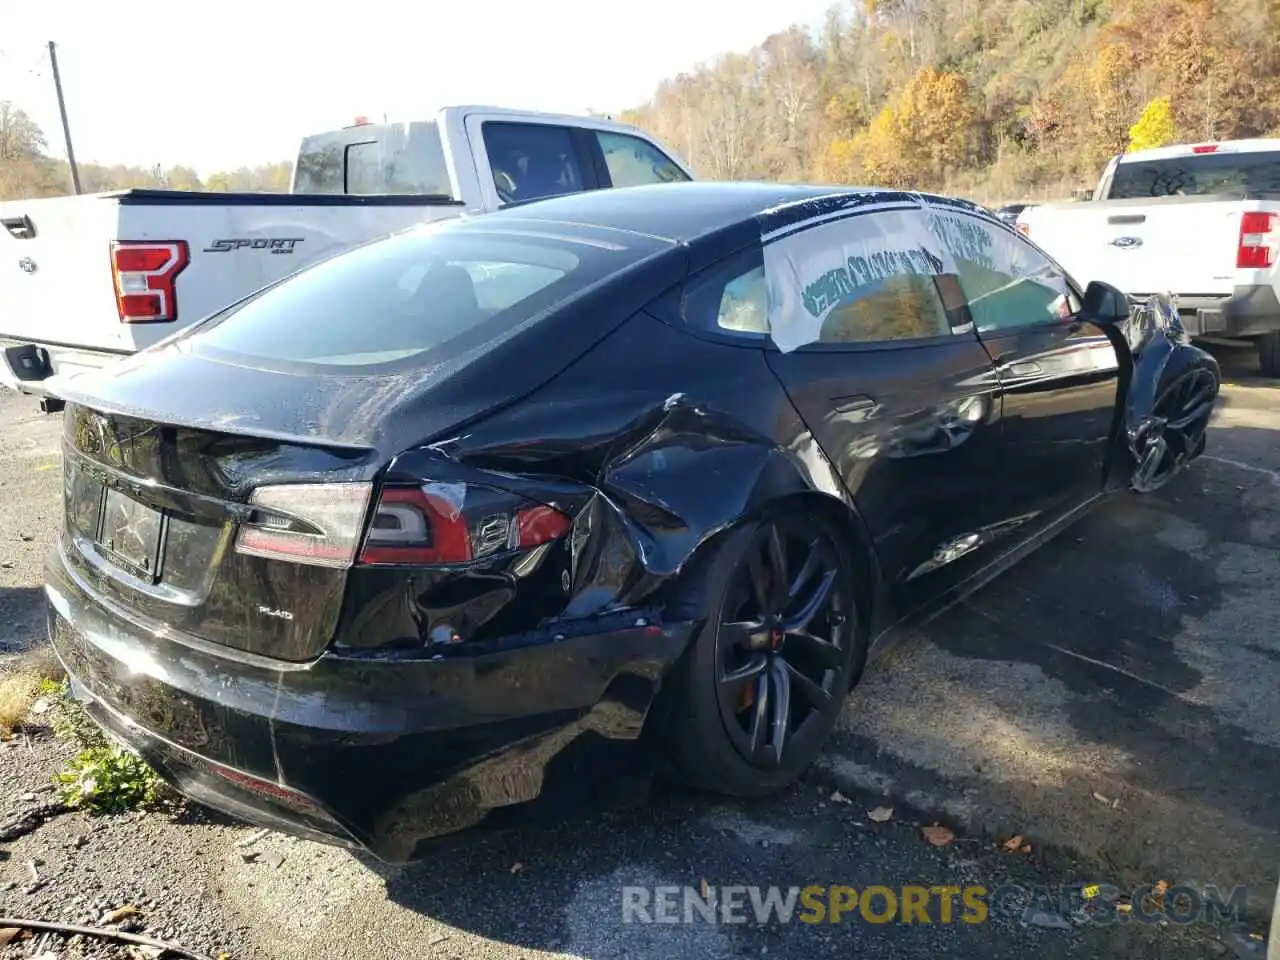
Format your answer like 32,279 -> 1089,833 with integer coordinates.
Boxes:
1001,361 -> 1042,377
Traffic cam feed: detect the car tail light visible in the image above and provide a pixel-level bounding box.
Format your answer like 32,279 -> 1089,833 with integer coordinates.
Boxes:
1237,212 -> 1277,270
109,240 -> 189,323
1191,144 -> 1219,154
359,482 -> 571,566
235,482 -> 373,568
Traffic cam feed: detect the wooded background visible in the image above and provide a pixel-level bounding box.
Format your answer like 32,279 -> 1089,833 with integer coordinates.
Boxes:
4,0 -> 1279,204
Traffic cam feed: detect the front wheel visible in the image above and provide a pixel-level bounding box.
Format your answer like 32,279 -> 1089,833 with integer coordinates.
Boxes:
1257,331 -> 1280,378
665,509 -> 866,798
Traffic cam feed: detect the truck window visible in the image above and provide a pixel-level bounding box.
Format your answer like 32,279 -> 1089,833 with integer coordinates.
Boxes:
481,122 -> 586,204
294,122 -> 453,197
594,131 -> 689,187
1109,150 -> 1280,199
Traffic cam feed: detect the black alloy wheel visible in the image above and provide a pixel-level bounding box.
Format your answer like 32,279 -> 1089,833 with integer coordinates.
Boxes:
665,509 -> 864,797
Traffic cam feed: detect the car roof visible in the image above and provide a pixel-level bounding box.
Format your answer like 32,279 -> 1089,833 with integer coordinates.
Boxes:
491,181 -> 934,244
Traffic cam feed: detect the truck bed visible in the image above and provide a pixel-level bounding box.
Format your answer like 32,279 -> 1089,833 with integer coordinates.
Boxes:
0,189 -> 465,395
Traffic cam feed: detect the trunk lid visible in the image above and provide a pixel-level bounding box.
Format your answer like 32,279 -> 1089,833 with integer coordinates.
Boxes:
61,400 -> 379,662
53,217 -> 680,661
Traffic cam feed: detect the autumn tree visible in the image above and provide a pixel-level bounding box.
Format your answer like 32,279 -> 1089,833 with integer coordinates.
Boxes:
1128,96 -> 1177,152
0,102 -> 46,161
894,67 -> 978,182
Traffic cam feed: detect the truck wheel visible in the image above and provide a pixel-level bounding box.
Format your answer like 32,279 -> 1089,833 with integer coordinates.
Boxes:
1258,332 -> 1280,378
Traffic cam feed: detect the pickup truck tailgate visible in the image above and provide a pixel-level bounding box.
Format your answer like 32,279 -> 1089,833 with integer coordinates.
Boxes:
1,194 -> 121,353
1044,198 -> 1243,297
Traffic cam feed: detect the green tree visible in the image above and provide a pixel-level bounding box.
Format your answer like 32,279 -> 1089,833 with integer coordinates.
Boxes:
1128,95 -> 1178,151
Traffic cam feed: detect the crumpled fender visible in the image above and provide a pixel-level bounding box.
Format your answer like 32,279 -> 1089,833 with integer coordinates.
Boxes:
1112,293 -> 1220,493
356,310 -> 871,651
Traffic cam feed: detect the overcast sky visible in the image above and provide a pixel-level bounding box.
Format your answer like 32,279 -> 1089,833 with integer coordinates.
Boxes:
2,0 -> 835,176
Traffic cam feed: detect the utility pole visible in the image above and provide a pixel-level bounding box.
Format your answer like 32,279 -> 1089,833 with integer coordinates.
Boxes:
47,41 -> 82,195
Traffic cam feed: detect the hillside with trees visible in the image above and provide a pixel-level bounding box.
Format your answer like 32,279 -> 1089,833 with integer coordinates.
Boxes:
0,101 -> 291,199
619,0 -> 1280,202
4,0 -> 1279,205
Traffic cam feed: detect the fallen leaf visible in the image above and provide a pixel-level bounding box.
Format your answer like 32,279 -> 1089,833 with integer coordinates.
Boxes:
867,806 -> 894,823
1001,835 -> 1024,852
1151,880 -> 1168,902
103,905 -> 141,924
0,929 -> 20,949
1091,791 -> 1111,805
921,824 -> 954,847
510,862 -> 523,874
700,877 -> 710,899
830,790 -> 852,804
1020,844 -> 1032,854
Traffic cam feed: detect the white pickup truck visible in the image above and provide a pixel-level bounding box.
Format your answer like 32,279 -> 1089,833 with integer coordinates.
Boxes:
1018,139 -> 1280,375
0,105 -> 692,406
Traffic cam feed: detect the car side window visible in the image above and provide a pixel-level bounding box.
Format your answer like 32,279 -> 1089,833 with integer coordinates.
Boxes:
680,249 -> 770,338
816,273 -> 950,344
927,211 -> 1079,333
594,131 -> 689,188
762,206 -> 954,351
481,122 -> 586,204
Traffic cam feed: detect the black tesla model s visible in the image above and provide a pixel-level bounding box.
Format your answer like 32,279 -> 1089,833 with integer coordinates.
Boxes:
46,182 -> 1218,861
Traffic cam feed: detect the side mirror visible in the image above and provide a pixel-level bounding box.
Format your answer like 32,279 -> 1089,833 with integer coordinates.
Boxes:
1080,280 -> 1129,326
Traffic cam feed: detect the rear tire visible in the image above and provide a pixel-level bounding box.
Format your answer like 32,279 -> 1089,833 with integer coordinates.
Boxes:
1257,331 -> 1280,378
664,508 -> 867,798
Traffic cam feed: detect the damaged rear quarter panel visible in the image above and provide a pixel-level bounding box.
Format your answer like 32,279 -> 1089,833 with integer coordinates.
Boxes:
335,309 -> 869,662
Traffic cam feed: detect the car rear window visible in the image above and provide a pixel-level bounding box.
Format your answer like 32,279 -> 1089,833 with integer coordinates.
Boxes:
1109,150 -> 1280,199
187,224 -> 647,370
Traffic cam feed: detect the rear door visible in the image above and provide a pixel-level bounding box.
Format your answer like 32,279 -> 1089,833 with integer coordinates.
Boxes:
463,114 -> 601,210
755,201 -> 1014,615
927,204 -> 1120,520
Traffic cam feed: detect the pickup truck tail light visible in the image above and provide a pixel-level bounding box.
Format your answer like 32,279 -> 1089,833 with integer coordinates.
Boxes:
109,240 -> 189,323
1237,212 -> 1277,270
233,480 -> 572,569
359,483 -> 571,566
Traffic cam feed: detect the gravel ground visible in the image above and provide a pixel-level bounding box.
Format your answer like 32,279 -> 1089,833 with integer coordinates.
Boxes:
0,349 -> 1274,960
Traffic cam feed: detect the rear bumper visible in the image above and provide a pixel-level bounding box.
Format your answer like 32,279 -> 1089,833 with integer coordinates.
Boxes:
0,337 -> 130,397
45,538 -> 693,861
1149,285 -> 1280,339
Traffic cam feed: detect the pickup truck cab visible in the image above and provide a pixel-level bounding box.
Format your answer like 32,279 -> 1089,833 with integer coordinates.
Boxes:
1017,140 -> 1280,374
0,106 -> 692,402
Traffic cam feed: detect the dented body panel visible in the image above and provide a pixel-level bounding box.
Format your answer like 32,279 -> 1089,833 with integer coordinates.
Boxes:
45,182 -> 1219,859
